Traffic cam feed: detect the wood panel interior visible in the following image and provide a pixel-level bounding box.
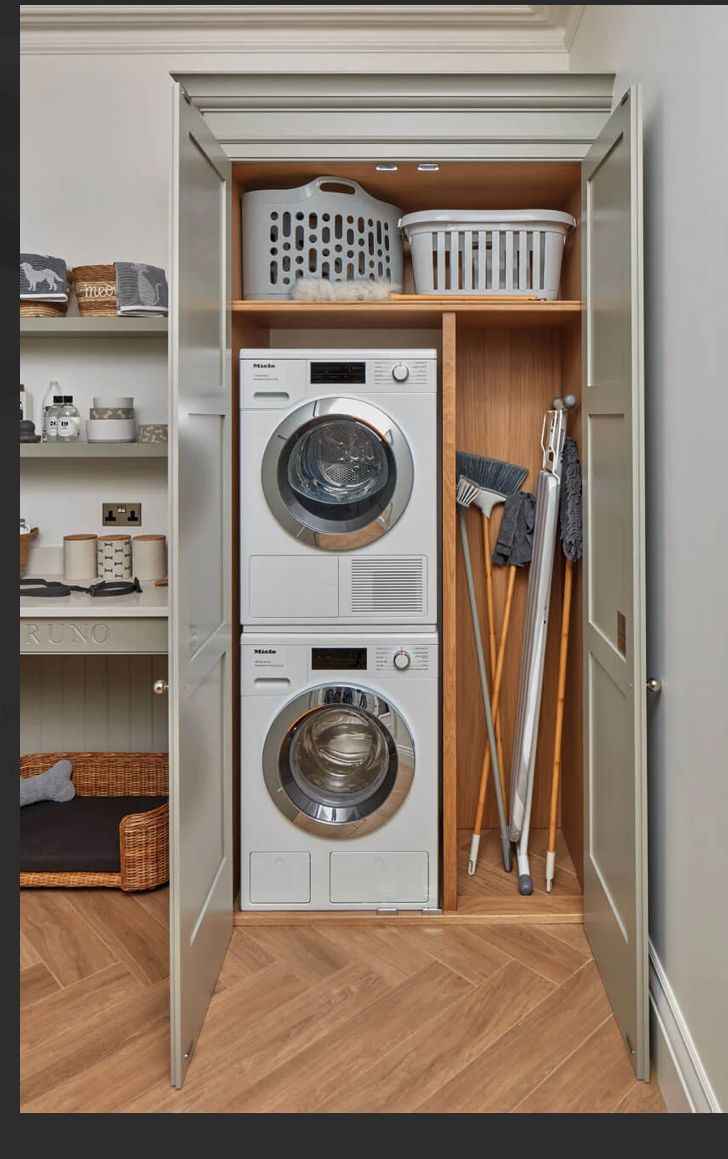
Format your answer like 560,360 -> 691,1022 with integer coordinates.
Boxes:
231,159 -> 583,920
231,160 -> 581,302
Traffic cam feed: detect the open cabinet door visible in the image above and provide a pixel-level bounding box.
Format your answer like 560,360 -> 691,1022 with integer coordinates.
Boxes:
582,87 -> 648,1079
168,83 -> 233,1088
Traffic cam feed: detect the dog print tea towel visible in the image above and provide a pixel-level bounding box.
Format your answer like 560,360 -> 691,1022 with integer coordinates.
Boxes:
20,254 -> 69,301
115,262 -> 168,316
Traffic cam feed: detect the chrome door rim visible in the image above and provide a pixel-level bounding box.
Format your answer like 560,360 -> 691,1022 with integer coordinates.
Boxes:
262,684 -> 415,837
261,396 -> 414,551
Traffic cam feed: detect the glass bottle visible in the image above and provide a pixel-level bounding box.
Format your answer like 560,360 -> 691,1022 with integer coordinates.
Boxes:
56,396 -> 80,442
42,380 -> 61,441
45,394 -> 65,440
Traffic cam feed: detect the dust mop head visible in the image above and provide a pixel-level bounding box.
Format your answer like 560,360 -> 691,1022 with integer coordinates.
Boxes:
560,437 -> 583,562
456,475 -> 480,508
456,452 -> 528,502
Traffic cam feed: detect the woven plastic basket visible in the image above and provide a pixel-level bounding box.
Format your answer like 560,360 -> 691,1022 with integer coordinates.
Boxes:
399,209 -> 576,299
242,176 -> 403,299
72,264 -> 117,316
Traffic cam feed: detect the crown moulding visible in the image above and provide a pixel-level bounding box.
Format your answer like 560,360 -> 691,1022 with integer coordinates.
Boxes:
20,4 -> 584,56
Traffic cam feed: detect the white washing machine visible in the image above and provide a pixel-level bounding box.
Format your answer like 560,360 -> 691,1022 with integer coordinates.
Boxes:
241,633 -> 439,911
240,349 -> 437,628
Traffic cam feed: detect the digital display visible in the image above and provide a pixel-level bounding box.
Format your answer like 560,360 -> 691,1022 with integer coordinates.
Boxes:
310,361 -> 366,385
312,647 -> 367,671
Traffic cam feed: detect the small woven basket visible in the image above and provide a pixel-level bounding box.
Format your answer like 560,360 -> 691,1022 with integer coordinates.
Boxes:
20,300 -> 68,318
72,264 -> 117,316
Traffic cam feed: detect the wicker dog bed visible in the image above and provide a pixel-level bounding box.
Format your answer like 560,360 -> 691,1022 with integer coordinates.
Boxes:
20,752 -> 168,891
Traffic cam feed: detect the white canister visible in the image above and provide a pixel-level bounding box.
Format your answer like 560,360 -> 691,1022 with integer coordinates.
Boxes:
132,534 -> 166,581
63,534 -> 98,582
97,534 -> 132,580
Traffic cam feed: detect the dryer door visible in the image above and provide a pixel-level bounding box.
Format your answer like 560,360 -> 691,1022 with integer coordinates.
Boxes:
261,397 -> 414,550
262,685 -> 415,836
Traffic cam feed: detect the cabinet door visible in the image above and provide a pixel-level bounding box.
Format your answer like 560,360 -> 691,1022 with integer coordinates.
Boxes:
169,84 -> 233,1088
582,86 -> 648,1079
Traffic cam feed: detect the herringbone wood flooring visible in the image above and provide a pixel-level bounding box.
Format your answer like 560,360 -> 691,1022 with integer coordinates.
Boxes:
20,888 -> 665,1113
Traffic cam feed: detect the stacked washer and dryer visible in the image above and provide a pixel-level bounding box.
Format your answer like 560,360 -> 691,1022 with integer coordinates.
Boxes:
240,349 -> 439,910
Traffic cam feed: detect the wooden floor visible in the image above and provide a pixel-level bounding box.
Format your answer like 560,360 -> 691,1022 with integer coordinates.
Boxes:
20,888 -> 665,1113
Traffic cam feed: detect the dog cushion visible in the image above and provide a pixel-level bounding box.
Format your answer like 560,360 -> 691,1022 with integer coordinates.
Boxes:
20,796 -> 167,874
20,759 -> 75,807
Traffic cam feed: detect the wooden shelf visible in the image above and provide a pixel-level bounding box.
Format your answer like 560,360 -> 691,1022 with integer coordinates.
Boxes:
21,442 -> 167,459
20,316 -> 168,338
232,298 -> 581,330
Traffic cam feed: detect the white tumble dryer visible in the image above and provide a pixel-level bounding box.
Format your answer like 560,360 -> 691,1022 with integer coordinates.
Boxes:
241,633 -> 439,911
240,348 -> 438,628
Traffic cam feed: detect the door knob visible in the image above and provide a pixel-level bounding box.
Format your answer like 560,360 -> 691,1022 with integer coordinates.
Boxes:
646,678 -> 662,694
153,679 -> 169,696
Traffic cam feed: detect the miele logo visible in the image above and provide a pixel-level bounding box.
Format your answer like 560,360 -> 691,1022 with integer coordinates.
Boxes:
254,648 -> 277,654
253,363 -> 276,369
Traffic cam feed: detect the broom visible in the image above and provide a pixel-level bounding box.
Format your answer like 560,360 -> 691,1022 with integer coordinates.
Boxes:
545,436 -> 583,892
467,491 -> 535,875
456,475 -> 512,872
455,453 -> 528,795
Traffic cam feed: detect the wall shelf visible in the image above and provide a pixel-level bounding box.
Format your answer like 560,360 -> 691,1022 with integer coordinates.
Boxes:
20,316 -> 168,338
232,298 -> 582,330
21,442 -> 167,459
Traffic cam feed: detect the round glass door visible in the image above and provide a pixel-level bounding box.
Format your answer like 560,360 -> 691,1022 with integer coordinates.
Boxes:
262,686 -> 415,837
261,398 -> 414,551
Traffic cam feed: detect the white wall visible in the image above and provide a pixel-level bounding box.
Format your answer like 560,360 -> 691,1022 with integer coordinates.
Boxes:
571,4 -> 728,1111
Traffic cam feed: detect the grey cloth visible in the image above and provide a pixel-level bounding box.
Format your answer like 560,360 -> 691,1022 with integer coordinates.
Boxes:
115,262 -> 168,316
20,759 -> 75,807
560,437 -> 583,562
20,253 -> 69,301
492,491 -> 536,568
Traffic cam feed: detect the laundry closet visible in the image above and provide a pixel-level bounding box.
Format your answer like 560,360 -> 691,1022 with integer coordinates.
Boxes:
24,71 -> 649,1091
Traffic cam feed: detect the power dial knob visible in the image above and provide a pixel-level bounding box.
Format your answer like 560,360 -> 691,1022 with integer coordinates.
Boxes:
391,362 -> 410,383
393,649 -> 411,671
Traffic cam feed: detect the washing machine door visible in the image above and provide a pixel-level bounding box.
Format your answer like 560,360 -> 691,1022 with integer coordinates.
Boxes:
261,397 -> 414,550
262,684 -> 415,837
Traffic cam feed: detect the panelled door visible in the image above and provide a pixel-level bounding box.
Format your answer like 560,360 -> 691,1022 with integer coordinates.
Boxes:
582,86 -> 648,1079
168,84 -> 233,1088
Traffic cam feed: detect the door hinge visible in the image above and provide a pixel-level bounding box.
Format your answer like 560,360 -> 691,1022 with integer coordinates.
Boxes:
182,87 -> 192,105
625,1033 -> 635,1055
184,1037 -> 196,1061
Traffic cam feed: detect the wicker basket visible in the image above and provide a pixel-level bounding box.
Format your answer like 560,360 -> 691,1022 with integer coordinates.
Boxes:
20,751 -> 169,891
20,300 -> 68,318
72,264 -> 117,317
20,528 -> 38,577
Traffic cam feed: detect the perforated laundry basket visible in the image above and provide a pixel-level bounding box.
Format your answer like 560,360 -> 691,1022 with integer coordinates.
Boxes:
242,177 -> 404,300
399,210 -> 576,299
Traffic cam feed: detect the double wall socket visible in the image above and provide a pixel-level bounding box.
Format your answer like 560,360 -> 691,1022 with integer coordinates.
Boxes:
102,502 -> 142,527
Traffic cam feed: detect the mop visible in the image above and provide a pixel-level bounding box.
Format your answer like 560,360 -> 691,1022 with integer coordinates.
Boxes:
467,491 -> 536,875
545,436 -> 583,892
456,476 -> 512,873
508,396 -> 574,895
455,453 -> 528,793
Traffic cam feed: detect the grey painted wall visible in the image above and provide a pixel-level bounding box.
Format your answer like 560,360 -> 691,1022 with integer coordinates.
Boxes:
572,3 -> 728,1110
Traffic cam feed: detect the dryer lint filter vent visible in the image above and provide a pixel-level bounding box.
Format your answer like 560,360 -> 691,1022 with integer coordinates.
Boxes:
347,557 -> 426,614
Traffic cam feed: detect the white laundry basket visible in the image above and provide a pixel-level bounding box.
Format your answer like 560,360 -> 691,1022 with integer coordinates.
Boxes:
399,210 -> 576,299
242,177 -> 404,300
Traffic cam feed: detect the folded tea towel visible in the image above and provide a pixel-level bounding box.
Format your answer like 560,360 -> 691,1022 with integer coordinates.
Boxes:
115,262 -> 168,316
20,254 -> 69,302
492,491 -> 536,568
20,758 -> 75,807
292,276 -> 402,302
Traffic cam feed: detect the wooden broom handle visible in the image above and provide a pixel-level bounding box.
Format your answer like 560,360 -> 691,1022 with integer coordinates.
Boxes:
547,558 -> 574,857
472,563 -> 516,837
482,516 -> 506,794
